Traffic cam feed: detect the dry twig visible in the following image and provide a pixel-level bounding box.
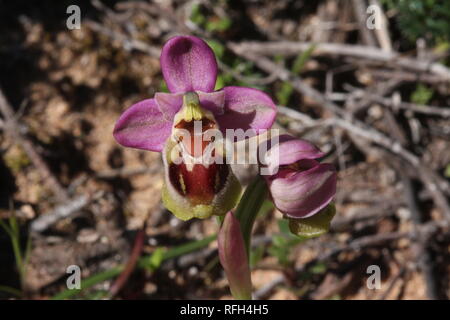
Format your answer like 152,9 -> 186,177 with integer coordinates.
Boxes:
0,87 -> 69,202
230,41 -> 450,80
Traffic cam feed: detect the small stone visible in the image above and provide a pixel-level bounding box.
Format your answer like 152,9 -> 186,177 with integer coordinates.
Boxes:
397,207 -> 410,221
368,104 -> 383,119
20,204 -> 35,219
188,266 -> 198,276
144,282 -> 157,294
77,229 -> 99,243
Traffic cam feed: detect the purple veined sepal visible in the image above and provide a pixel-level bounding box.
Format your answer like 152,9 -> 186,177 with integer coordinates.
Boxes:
160,36 -> 276,133
218,211 -> 252,300
215,86 -> 277,136
112,87 -> 277,153
263,134 -> 326,175
113,99 -> 172,152
160,36 -> 218,93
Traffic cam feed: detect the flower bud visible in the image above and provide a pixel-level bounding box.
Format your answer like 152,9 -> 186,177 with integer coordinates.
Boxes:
218,212 -> 252,300
263,135 -> 336,219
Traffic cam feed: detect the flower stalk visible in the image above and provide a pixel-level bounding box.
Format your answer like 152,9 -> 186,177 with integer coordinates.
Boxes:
234,175 -> 268,255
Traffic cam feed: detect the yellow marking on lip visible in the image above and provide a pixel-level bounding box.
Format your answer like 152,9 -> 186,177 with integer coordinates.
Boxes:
179,171 -> 187,195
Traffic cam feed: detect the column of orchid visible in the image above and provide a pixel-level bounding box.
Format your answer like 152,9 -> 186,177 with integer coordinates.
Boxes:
113,35 -> 336,300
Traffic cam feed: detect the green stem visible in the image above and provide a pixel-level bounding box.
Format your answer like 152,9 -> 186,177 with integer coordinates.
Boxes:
234,175 -> 268,255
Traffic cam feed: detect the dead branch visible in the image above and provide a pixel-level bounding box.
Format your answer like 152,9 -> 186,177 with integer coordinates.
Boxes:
345,85 -> 450,118
96,166 -> 161,179
85,20 -> 160,58
0,87 -> 69,202
385,110 -> 440,300
108,226 -> 146,299
230,41 -> 450,81
30,192 -> 104,232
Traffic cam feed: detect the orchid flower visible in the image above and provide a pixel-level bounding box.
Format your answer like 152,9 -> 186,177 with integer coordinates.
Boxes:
112,35 -> 338,300
263,134 -> 337,237
113,36 -> 277,221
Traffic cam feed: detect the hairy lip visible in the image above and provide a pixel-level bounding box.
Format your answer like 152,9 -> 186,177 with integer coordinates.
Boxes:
169,161 -> 229,205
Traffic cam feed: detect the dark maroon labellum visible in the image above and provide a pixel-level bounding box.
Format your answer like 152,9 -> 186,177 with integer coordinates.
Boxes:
169,118 -> 229,205
169,162 -> 229,205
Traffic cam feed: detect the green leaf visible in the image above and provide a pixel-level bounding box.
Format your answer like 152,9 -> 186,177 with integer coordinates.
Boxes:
310,262 -> 327,275
249,246 -> 264,268
214,75 -> 225,91
159,80 -> 169,93
381,0 -> 450,45
0,285 -> 22,298
411,84 -> 433,105
272,234 -> 288,247
278,219 -> 291,235
268,242 -> 290,266
206,40 -> 225,59
206,17 -> 232,32
160,234 -> 217,261
266,218 -> 309,266
190,3 -> 206,26
52,267 -> 123,300
83,290 -> 108,300
146,248 -> 165,272
276,82 -> 294,106
257,200 -> 275,219
292,44 -> 316,74
1,213 -> 29,288
274,55 -> 284,63
234,176 -> 268,254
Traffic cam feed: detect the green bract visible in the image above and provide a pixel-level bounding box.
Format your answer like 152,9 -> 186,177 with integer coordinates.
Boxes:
288,203 -> 336,239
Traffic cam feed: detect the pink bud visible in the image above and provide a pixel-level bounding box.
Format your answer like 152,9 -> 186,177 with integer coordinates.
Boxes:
263,135 -> 337,219
218,212 -> 252,300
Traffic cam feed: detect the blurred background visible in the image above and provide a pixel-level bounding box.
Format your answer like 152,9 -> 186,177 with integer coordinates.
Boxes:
1,0 -> 450,300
